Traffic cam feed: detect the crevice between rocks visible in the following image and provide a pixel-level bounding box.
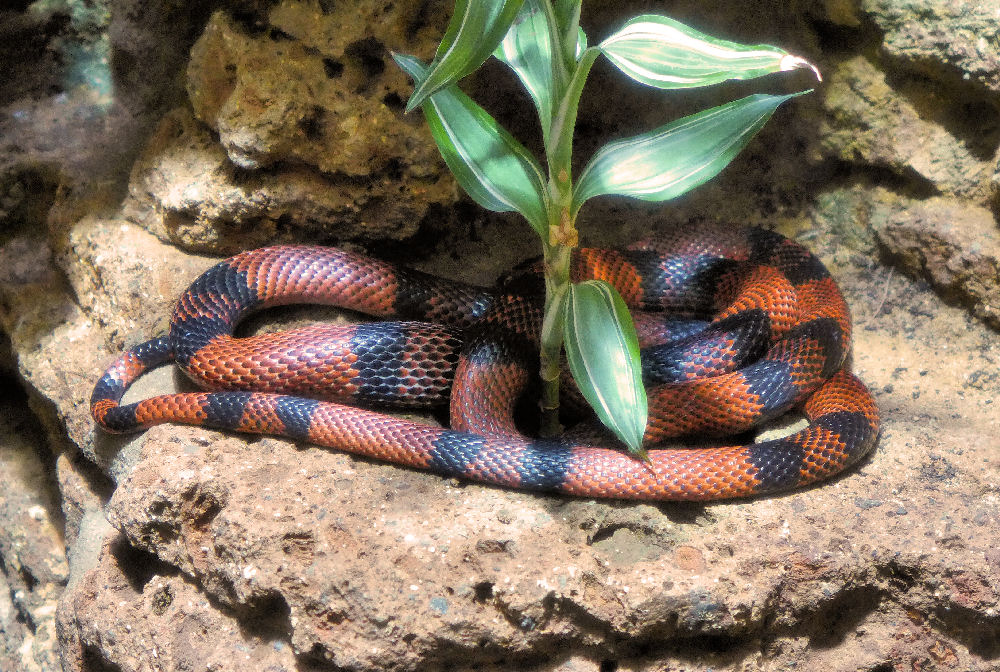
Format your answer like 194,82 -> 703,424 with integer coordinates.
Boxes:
820,160 -> 940,201
0,344 -> 70,543
434,555 -> 1000,672
240,588 -> 295,644
109,535 -> 180,593
929,600 -> 1000,660
753,558 -> 1000,665
812,5 -> 1000,164
81,645 -> 126,672
879,55 -> 1000,162
870,228 -> 997,331
809,13 -> 885,59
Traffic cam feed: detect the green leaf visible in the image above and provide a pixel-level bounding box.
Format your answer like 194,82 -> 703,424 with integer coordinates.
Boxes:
553,0 -> 585,68
548,46 -> 601,181
394,53 -> 548,235
493,0 -> 556,142
406,0 -> 525,111
572,92 -> 805,213
599,14 -> 821,90
552,0 -> 581,40
493,0 -> 589,146
563,280 -> 648,456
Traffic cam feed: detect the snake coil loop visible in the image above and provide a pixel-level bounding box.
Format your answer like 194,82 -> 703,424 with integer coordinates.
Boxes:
92,226 -> 879,501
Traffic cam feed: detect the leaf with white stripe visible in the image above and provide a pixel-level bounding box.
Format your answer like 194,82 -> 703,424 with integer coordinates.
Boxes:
493,0 -> 588,146
563,280 -> 647,457
599,14 -> 820,90
493,0 -> 556,141
572,92 -> 805,213
406,0 -> 525,111
394,53 -> 548,235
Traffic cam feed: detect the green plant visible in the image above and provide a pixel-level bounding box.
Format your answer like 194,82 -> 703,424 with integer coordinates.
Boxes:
393,0 -> 820,457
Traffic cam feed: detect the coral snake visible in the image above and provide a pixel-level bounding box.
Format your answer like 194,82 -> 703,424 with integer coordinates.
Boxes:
92,226 -> 879,501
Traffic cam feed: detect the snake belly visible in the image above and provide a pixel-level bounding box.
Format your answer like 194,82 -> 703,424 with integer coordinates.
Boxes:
91,226 -> 879,501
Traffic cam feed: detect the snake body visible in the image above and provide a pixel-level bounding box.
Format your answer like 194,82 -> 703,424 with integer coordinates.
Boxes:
92,226 -> 879,501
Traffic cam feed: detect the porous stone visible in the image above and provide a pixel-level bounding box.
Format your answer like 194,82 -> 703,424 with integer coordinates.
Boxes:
161,5 -> 456,251
0,234 -> 105,455
187,5 -> 443,177
56,533 -> 305,672
0,391 -> 69,672
2,0 -> 1000,670
54,214 -> 998,671
122,106 -> 447,253
862,0 -> 1000,92
821,55 -> 994,199
60,215 -> 217,350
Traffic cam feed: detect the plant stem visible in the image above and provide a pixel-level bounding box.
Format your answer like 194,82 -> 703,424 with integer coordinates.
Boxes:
538,159 -> 578,436
539,235 -> 572,437
536,0 -> 588,437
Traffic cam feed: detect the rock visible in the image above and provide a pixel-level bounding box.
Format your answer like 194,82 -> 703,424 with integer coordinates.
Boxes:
870,195 -> 1000,329
1,0 -> 1000,670
122,106 -> 447,253
863,0 -> 1000,93
811,186 -> 1000,331
821,55 -> 993,199
811,0 -> 862,27
0,389 -> 69,672
60,215 -> 218,350
0,570 -> 28,671
56,533 -> 304,672
187,6 -> 442,177
106,0 -> 214,114
50,212 -> 995,670
165,6 -> 456,251
56,451 -> 112,550
0,234 -> 102,454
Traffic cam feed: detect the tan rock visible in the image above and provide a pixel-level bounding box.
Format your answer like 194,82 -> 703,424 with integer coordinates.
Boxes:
83,258 -> 1000,669
122,106 -> 451,253
863,0 -> 1000,92
56,533 -> 302,672
1,1 -> 1000,670
0,395 -> 66,672
150,6 -> 459,252
870,195 -> 1000,329
821,56 -> 993,200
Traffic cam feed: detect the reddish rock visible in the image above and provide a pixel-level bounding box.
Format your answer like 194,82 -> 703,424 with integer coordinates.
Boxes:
56,534 -> 303,672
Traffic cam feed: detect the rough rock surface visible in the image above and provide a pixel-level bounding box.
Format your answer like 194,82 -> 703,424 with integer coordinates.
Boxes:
0,0 -> 998,671
870,195 -> 1000,329
159,5 -> 456,251
814,0 -> 1000,337
821,55 -> 993,199
41,217 -> 1000,672
0,391 -> 67,672
862,0 -> 1000,92
122,105 -> 445,254
57,535 -> 306,672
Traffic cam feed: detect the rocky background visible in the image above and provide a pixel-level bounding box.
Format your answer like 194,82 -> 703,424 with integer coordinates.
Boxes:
1,0 -> 998,670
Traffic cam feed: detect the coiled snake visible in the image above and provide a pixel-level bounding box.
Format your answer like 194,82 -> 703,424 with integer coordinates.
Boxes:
92,226 -> 879,501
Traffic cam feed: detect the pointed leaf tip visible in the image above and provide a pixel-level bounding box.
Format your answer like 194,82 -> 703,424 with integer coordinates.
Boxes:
573,92 -> 806,212
393,53 -> 548,235
563,281 -> 647,455
404,0 -> 526,110
780,54 -> 822,82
